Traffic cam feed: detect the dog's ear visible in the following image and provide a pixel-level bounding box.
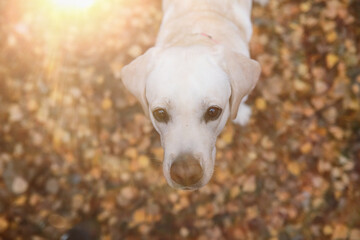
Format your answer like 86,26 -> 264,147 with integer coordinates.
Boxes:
215,46 -> 261,120
121,48 -> 158,117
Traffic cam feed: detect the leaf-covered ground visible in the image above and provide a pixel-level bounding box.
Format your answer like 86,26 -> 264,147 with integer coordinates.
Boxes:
0,0 -> 359,239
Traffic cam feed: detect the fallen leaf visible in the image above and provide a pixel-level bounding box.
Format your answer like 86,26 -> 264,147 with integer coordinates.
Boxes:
300,142 -> 312,154
138,155 -> 150,168
255,97 -> 267,110
45,178 -> 59,195
287,162 -> 301,176
326,53 -> 339,69
131,208 -> 146,226
0,217 -> 9,233
326,31 -> 337,43
12,176 -> 28,194
102,97 -> 113,110
9,104 -> 23,122
350,229 -> 360,240
332,224 -> 349,240
323,225 -> 333,236
48,214 -> 69,229
300,2 -> 311,12
180,227 -> 190,238
230,186 -> 241,199
127,45 -> 143,58
243,176 -> 256,193
294,79 -> 311,93
196,205 -> 207,217
329,126 -> 344,140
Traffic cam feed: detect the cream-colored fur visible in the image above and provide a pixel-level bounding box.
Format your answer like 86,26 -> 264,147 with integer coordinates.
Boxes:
121,0 -> 261,189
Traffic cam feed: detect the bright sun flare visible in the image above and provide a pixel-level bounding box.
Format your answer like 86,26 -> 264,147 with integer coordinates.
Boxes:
51,0 -> 95,10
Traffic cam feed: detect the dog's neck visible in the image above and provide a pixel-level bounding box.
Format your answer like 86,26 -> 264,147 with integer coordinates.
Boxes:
156,0 -> 253,56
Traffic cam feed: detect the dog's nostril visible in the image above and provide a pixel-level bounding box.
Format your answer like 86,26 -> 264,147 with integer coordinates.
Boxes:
170,154 -> 203,187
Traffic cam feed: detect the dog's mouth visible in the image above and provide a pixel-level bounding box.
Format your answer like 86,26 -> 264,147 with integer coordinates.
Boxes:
168,177 -> 206,190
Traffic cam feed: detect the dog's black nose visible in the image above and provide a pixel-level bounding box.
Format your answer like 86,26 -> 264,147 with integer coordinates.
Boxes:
170,154 -> 203,187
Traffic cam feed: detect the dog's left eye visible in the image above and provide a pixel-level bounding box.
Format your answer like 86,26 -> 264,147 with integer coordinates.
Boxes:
153,108 -> 170,123
204,106 -> 222,122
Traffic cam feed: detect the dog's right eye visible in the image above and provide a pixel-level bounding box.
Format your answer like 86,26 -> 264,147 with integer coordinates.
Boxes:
153,108 -> 170,123
204,106 -> 222,122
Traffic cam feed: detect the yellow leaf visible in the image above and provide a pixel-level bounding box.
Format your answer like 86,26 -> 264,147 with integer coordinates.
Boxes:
300,142 -> 312,154
151,147 -> 164,160
0,217 -> 9,233
246,206 -> 259,220
215,168 -> 229,182
173,196 -> 189,213
138,155 -> 150,168
298,63 -> 309,77
230,186 -> 241,199
323,225 -> 333,236
132,208 -> 146,226
221,129 -> 234,145
288,162 -> 301,176
14,196 -> 27,206
125,148 -> 138,159
326,31 -> 337,43
27,99 -> 38,111
294,79 -> 310,93
101,98 -> 113,110
196,205 -> 206,217
300,2 -> 311,12
255,97 -> 267,111
326,53 -> 339,69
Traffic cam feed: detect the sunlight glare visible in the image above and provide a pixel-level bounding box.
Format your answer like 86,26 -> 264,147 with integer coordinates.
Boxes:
51,0 -> 96,10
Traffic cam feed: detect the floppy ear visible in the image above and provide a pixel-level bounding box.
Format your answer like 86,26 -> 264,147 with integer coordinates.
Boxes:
121,48 -> 158,117
216,47 -> 261,119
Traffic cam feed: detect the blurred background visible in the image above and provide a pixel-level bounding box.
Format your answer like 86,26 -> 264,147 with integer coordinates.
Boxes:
0,0 -> 359,239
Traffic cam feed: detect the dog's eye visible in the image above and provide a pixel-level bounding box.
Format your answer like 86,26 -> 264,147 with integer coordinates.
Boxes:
204,106 -> 222,122
153,108 -> 170,123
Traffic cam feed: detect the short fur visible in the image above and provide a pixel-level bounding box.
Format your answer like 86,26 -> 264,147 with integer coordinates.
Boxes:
121,0 -> 261,189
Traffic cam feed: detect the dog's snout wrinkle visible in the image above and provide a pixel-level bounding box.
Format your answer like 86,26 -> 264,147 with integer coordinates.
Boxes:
170,154 -> 203,187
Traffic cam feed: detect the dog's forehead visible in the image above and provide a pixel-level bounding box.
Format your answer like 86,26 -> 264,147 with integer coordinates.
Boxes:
146,46 -> 231,107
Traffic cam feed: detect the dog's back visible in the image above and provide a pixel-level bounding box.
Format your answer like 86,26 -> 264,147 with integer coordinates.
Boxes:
157,0 -> 253,56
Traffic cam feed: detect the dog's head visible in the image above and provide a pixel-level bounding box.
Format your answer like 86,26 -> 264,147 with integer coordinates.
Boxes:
121,45 -> 260,190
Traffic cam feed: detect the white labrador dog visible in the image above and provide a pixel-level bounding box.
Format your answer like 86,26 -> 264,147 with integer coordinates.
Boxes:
121,0 -> 261,190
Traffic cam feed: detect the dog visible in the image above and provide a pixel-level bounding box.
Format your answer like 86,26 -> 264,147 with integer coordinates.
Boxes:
121,0 -> 261,190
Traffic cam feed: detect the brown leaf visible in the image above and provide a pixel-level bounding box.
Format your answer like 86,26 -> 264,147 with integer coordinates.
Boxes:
332,224 -> 349,240
350,229 -> 360,240
243,176 -> 256,193
0,217 -> 9,233
300,142 -> 312,154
